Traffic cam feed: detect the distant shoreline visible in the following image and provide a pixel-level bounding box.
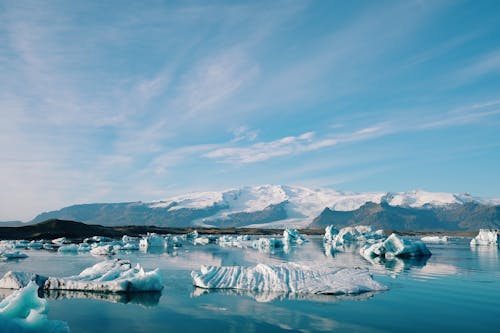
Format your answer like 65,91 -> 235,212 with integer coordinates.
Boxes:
0,219 -> 478,241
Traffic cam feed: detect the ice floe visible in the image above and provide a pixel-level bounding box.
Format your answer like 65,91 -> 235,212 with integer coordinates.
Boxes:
1,251 -> 28,260
139,233 -> 166,249
470,229 -> 499,246
191,263 -> 387,295
43,259 -> 163,293
0,282 -> 69,333
360,233 -> 431,260
421,236 -> 448,243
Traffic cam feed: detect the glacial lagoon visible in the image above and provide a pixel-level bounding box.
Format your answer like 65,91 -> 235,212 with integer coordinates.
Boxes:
1,236 -> 499,332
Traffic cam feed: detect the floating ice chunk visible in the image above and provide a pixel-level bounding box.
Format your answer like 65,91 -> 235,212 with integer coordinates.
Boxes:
52,237 -> 69,245
122,235 -> 140,244
139,233 -> 166,249
28,241 -> 44,249
44,259 -> 163,293
0,282 -> 70,333
252,237 -> 284,250
90,245 -> 115,256
325,225 -> 385,246
193,237 -> 209,245
470,229 -> 499,246
58,244 -> 79,253
0,272 -> 47,289
1,251 -> 28,260
421,236 -> 448,243
122,243 -> 139,251
84,236 -> 113,244
324,225 -> 339,242
191,263 -> 387,295
283,228 -> 307,244
186,230 -> 199,239
360,233 -> 431,259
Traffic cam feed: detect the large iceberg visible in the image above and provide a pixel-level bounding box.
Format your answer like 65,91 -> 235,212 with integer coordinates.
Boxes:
0,272 -> 47,289
360,233 -> 431,260
470,229 -> 499,246
0,282 -> 69,333
191,263 -> 387,295
283,228 -> 307,244
324,225 -> 385,246
44,259 -> 163,293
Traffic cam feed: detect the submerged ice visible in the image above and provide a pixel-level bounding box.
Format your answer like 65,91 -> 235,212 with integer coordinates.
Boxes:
191,263 -> 387,295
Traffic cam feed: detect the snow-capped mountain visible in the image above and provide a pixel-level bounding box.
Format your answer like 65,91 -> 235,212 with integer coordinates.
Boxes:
31,185 -> 500,230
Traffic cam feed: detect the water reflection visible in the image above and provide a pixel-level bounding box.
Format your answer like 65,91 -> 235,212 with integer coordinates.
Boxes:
191,287 -> 382,303
470,244 -> 499,271
43,290 -> 161,307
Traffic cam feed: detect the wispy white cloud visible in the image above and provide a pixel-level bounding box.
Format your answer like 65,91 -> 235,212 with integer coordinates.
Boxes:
203,126 -> 389,164
453,49 -> 500,85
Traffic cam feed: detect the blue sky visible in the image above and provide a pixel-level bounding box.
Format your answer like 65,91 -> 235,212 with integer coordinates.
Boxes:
1,0 -> 500,221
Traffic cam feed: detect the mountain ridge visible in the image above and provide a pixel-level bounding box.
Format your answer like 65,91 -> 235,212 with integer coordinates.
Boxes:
28,185 -> 500,230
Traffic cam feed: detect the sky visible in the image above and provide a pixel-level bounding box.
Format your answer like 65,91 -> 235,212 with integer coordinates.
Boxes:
1,0 -> 500,221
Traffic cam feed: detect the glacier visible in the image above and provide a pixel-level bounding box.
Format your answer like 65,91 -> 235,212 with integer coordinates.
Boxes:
0,282 -> 69,333
191,263 -> 387,295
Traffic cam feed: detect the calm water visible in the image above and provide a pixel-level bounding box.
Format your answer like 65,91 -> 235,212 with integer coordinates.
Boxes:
1,236 -> 499,332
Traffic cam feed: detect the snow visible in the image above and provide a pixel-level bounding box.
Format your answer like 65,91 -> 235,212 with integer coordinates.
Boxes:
0,282 -> 69,333
470,229 -> 499,246
421,236 -> 448,243
44,259 -> 163,293
142,185 -> 500,228
360,233 -> 431,259
191,263 -> 387,295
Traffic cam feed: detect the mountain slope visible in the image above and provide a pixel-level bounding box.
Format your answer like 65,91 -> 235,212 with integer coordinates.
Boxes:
30,185 -> 500,230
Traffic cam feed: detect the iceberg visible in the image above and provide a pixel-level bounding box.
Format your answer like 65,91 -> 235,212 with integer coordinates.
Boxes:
0,272 -> 47,289
191,263 -> 387,295
283,228 -> 307,244
470,229 -> 499,246
90,245 -> 116,256
0,282 -> 70,333
360,233 -> 431,259
1,251 -> 28,260
139,233 -> 166,249
421,236 -> 448,243
252,237 -> 284,250
43,259 -> 163,293
324,225 -> 385,246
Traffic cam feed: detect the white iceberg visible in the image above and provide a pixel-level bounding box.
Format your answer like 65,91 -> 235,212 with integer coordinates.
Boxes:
360,233 -> 431,259
283,228 -> 307,244
0,282 -> 70,333
421,236 -> 448,243
90,245 -> 116,256
0,272 -> 47,289
324,225 -> 385,246
470,229 -> 499,246
51,237 -> 69,246
43,259 -> 163,293
191,263 -> 387,295
193,237 -> 210,245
